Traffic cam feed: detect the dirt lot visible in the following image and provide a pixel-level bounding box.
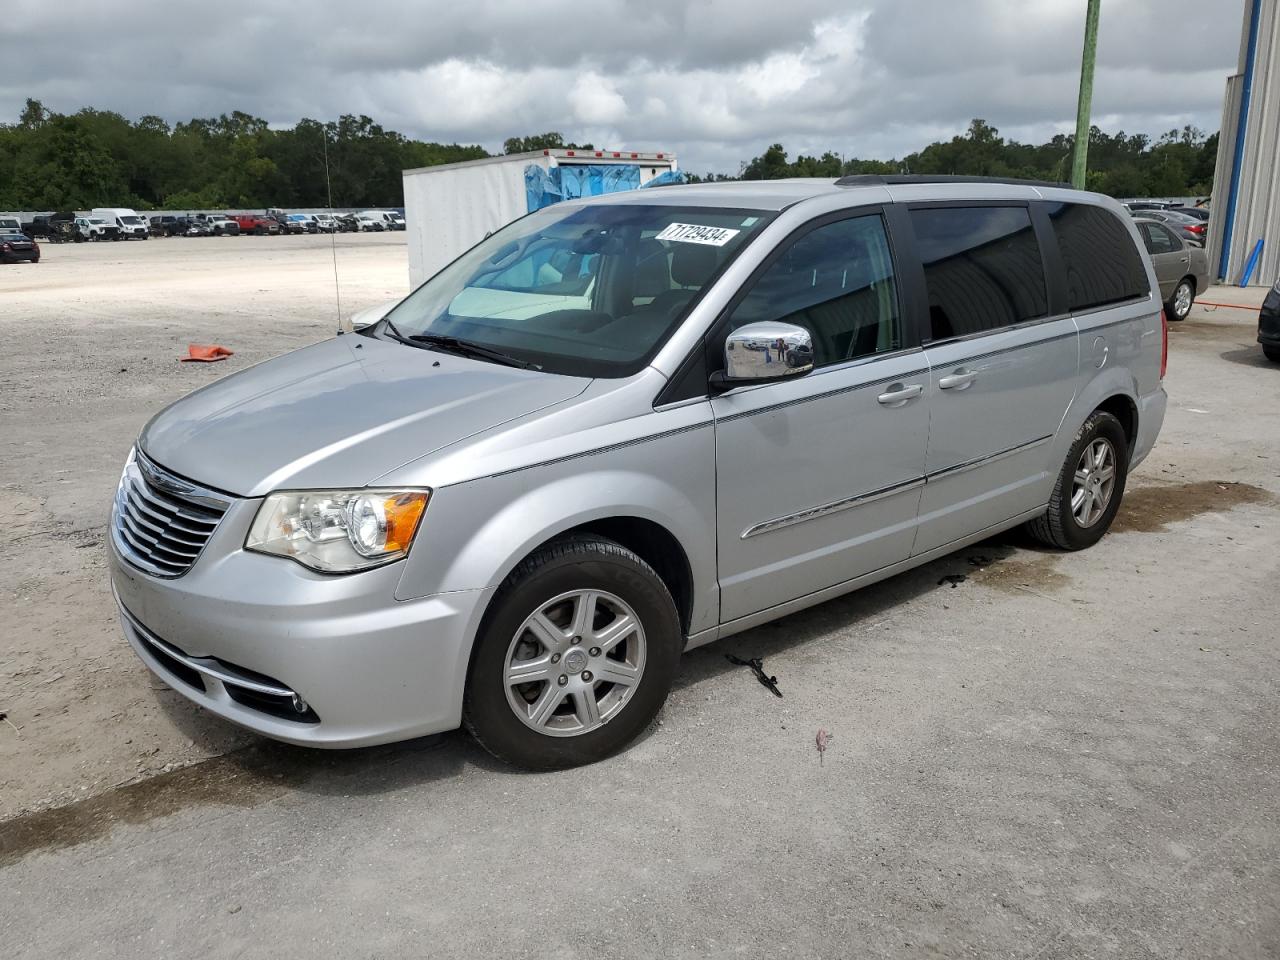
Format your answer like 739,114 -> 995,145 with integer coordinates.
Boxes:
1,237 -> 1278,958
0,234 -> 409,817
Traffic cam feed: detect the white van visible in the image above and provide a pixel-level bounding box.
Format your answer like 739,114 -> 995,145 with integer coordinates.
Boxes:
0,215 -> 22,234
354,212 -> 387,232
91,207 -> 149,240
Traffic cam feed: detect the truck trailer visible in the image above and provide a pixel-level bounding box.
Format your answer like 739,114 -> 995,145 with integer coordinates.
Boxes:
402,148 -> 678,285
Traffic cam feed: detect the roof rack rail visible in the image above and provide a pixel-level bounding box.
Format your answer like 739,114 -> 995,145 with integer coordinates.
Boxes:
834,174 -> 1075,190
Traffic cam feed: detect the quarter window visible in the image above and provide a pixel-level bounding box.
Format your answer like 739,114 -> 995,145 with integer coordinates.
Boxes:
1047,202 -> 1150,310
726,215 -> 901,368
910,206 -> 1048,341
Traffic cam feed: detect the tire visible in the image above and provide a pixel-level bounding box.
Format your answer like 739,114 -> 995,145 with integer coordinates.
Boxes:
1263,345 -> 1280,363
463,535 -> 682,770
1026,410 -> 1129,551
1165,278 -> 1194,321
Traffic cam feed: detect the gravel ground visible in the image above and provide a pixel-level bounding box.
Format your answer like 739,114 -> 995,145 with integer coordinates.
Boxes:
1,237 -> 1277,958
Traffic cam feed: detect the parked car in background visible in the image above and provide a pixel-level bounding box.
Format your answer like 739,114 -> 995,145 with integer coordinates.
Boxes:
1124,200 -> 1177,212
312,214 -> 337,233
387,211 -> 406,231
233,214 -> 281,236
333,214 -> 359,232
202,215 -> 241,237
286,214 -> 317,234
0,232 -> 40,263
92,207 -> 148,240
1259,278 -> 1280,363
74,216 -> 115,241
108,177 -> 1168,769
184,219 -> 213,237
23,212 -> 77,242
149,215 -> 188,237
1170,206 -> 1210,222
354,212 -> 386,232
1133,217 -> 1209,320
1130,208 -> 1207,246
273,213 -> 306,235
0,215 -> 23,234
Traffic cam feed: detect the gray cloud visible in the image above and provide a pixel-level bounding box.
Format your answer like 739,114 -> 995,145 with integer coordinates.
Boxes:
0,0 -> 1244,174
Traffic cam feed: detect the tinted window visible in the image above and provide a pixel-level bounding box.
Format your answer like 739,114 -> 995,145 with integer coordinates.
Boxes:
726,214 -> 901,367
1047,202 -> 1150,310
911,206 -> 1047,340
1140,222 -> 1178,255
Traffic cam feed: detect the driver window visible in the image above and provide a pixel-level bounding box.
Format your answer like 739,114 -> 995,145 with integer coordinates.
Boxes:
727,214 -> 901,368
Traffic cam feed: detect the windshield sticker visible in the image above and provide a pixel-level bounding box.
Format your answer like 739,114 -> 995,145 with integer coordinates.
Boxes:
656,222 -> 741,246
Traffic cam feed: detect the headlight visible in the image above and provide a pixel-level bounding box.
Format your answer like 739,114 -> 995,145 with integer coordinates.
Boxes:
246,489 -> 429,573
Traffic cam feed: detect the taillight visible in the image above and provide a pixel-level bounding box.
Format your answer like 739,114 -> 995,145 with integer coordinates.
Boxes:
1160,310 -> 1168,380
1187,224 -> 1205,234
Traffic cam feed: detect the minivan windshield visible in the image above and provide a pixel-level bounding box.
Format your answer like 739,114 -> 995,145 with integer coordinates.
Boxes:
382,202 -> 773,377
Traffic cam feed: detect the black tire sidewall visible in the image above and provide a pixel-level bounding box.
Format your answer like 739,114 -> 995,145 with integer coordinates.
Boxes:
1054,413 -> 1129,549
464,538 -> 681,770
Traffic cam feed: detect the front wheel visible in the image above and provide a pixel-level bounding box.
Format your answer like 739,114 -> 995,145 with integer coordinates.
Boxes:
1263,345 -> 1280,363
464,535 -> 682,770
1026,410 -> 1129,550
1166,279 -> 1194,321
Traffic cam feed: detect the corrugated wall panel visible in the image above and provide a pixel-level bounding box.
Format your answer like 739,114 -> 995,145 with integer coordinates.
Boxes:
1212,1 -> 1280,285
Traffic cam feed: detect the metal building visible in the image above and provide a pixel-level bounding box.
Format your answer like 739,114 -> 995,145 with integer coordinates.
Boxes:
1208,0 -> 1280,285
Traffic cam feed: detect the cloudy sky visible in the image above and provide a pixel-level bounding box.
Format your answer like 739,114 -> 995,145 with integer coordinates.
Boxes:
1,0 -> 1245,173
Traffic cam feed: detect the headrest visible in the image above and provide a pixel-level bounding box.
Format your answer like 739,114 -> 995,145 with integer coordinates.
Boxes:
670,243 -> 719,287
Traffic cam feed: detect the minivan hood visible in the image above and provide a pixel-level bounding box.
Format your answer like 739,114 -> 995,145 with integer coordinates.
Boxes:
140,336 -> 589,497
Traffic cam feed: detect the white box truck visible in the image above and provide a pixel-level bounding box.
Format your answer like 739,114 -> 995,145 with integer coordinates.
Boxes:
402,148 -> 678,285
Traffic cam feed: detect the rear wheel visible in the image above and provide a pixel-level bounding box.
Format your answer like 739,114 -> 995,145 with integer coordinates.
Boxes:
1026,410 -> 1129,550
464,535 -> 682,770
1166,278 -> 1194,321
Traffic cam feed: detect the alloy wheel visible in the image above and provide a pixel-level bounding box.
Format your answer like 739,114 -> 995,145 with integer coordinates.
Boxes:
503,589 -> 646,737
1071,437 -> 1117,528
1174,281 -> 1193,318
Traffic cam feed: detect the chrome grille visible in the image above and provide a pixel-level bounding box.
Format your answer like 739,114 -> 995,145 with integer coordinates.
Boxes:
111,451 -> 231,578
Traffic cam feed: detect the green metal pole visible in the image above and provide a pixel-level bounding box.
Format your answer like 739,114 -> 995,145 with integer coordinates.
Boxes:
1071,0 -> 1102,188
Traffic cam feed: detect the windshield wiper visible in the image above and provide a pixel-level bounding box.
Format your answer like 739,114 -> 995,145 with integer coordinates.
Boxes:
407,333 -> 542,371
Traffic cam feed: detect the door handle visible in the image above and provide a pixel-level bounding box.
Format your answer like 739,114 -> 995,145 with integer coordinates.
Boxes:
877,383 -> 923,405
938,368 -> 978,390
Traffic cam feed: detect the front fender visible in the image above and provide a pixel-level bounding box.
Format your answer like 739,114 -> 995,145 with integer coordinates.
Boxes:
393,422 -> 718,635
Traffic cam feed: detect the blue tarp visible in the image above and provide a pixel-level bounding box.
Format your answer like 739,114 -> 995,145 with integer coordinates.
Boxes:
525,163 -> 644,212
640,170 -> 687,188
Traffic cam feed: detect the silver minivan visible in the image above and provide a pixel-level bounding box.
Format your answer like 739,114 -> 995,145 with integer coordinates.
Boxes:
109,176 -> 1168,768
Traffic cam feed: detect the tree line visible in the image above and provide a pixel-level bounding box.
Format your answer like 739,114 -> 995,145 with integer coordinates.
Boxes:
717,119 -> 1217,199
1,102 -> 1217,212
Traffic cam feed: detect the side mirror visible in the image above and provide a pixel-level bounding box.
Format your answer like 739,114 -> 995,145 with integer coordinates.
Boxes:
712,321 -> 813,388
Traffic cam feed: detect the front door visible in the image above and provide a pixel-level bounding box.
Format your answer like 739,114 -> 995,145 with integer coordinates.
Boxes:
907,204 -> 1080,554
711,211 -> 930,624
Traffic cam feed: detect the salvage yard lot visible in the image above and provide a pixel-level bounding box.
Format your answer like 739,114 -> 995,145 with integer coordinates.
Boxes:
2,236 -> 1278,958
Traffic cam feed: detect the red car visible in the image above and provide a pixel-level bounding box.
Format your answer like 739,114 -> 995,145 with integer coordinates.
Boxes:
233,215 -> 281,236
0,233 -> 40,263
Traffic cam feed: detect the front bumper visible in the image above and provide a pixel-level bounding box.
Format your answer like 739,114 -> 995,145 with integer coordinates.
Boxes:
108,505 -> 493,748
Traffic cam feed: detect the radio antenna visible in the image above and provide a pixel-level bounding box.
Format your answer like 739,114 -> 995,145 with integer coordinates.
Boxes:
323,126 -> 348,334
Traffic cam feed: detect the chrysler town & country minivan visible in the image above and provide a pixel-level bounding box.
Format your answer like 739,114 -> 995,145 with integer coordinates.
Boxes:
109,176 -> 1167,768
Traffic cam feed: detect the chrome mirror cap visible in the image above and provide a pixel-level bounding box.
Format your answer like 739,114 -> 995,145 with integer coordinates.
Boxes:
722,321 -> 814,382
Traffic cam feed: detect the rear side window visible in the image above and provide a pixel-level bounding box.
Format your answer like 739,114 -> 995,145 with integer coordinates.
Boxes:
910,206 -> 1048,340
1139,222 -> 1179,255
1046,202 -> 1150,310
